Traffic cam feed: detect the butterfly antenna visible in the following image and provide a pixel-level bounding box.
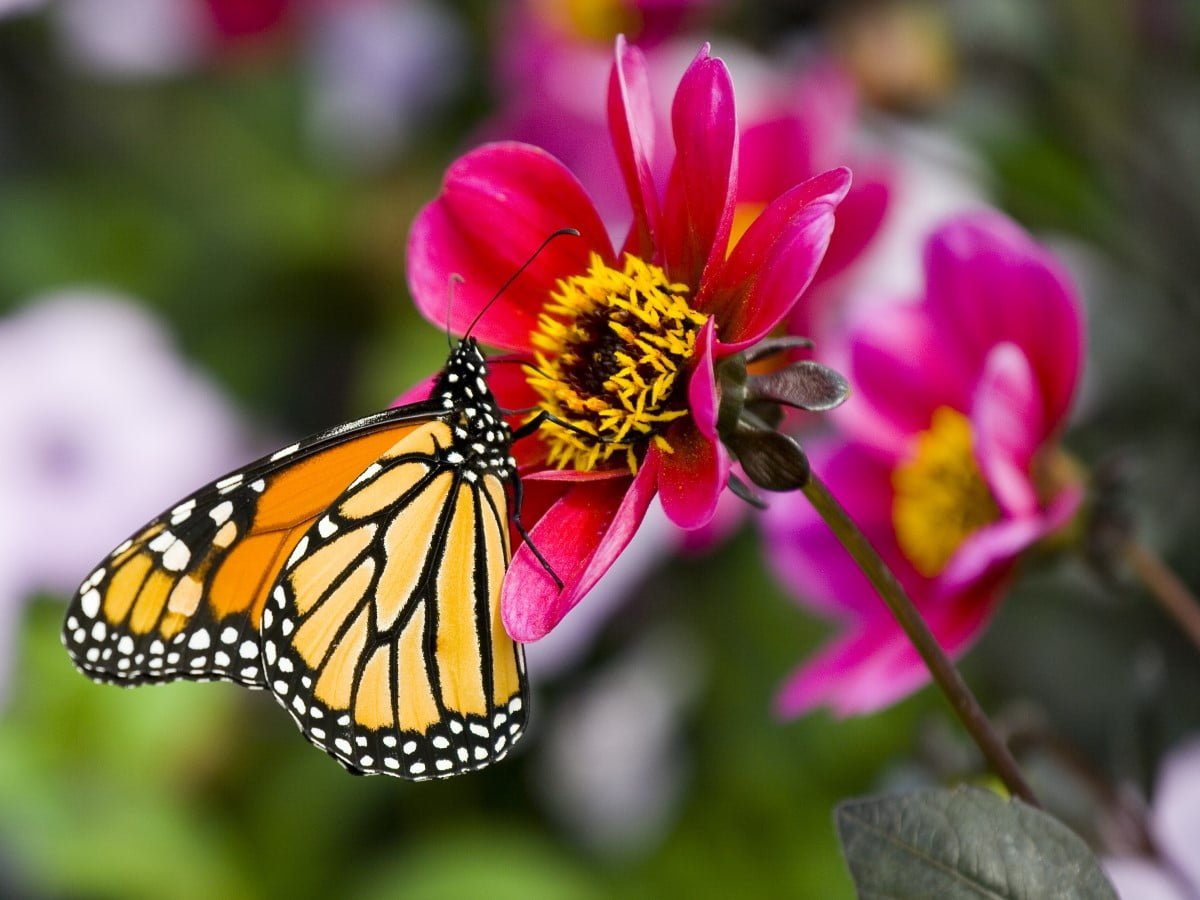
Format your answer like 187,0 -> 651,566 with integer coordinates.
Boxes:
464,228 -> 581,339
445,273 -> 464,350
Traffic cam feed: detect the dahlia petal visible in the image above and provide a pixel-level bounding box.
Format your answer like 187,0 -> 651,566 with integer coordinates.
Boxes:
609,35 -> 660,260
688,317 -> 718,439
661,44 -> 737,294
924,212 -> 1084,427
972,343 -> 1043,517
937,485 -> 1081,600
817,169 -> 890,282
708,168 -> 851,352
775,583 -> 999,718
737,117 -> 817,204
935,518 -> 1040,603
407,142 -> 611,352
773,627 -> 919,719
761,438 -> 920,623
658,423 -> 729,530
502,455 -> 659,642
839,300 -> 974,451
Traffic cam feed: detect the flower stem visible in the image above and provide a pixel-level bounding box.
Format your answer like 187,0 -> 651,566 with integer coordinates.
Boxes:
1124,538 -> 1200,653
801,472 -> 1040,808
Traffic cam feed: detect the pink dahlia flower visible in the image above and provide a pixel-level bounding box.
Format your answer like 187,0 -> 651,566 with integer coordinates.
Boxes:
407,37 -> 849,642
761,212 -> 1086,716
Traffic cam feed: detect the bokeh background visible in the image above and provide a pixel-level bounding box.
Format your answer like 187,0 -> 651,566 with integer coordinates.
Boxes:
2,1 -> 1199,897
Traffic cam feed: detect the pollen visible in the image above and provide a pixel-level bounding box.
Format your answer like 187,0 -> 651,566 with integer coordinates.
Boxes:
526,252 -> 707,473
892,407 -> 1000,578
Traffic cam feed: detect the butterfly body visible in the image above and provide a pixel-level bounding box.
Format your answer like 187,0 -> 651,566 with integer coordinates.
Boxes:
63,338 -> 529,780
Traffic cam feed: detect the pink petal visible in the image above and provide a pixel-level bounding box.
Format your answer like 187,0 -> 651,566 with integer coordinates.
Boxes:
816,169 -> 890,282
924,212 -> 1084,428
658,423 -> 730,530
707,168 -> 851,352
839,300 -> 974,451
971,343 -> 1043,517
761,437 -> 920,623
687,317 -> 718,438
938,486 -> 1081,600
407,142 -> 612,352
502,455 -> 659,641
661,44 -> 737,294
775,582 -> 1000,718
608,35 -> 661,261
737,116 -> 817,204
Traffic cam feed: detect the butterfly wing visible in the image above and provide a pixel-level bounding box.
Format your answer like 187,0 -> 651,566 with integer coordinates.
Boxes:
259,418 -> 528,780
62,406 -> 447,690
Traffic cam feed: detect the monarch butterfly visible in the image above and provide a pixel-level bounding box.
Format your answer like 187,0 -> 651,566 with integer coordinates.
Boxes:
61,232 -> 580,780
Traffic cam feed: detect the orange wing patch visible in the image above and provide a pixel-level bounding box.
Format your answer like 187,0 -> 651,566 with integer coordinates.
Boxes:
62,413 -> 445,689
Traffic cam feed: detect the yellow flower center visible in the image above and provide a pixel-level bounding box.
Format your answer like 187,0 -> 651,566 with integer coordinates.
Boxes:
527,252 -> 707,473
892,407 -> 1001,578
531,0 -> 640,43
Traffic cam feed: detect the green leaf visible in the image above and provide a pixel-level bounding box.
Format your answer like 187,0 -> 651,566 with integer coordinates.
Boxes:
835,786 -> 1117,899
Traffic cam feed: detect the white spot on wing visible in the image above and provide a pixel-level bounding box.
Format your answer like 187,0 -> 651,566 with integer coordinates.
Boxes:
287,536 -> 309,568
80,589 -> 101,619
270,443 -> 301,461
209,501 -> 234,525
187,630 -> 210,650
162,540 -> 191,572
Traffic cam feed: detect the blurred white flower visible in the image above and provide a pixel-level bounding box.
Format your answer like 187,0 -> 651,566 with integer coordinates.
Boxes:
0,290 -> 250,705
306,0 -> 465,169
1105,734 -> 1200,899
534,627 -> 702,857
55,0 -> 206,78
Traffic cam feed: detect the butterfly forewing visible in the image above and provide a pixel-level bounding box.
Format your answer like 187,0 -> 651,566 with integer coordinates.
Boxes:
260,357 -> 529,780
62,408 -> 444,690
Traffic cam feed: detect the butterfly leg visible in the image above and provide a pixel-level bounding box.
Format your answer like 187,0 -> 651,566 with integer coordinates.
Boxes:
508,409 -> 616,445
509,471 -> 564,591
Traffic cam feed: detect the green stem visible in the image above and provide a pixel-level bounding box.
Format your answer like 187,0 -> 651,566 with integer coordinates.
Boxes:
801,473 -> 1040,808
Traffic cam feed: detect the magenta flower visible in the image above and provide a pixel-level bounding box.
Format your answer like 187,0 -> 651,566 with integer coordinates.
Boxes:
761,212 -> 1086,716
408,37 -> 849,642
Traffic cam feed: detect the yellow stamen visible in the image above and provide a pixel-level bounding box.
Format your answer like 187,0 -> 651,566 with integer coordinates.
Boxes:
892,407 -> 1000,577
527,253 -> 707,474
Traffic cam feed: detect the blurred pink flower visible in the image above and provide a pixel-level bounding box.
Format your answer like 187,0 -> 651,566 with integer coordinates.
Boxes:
761,212 -> 1086,717
1105,735 -> 1200,899
0,291 -> 249,705
732,59 -> 892,339
407,38 -> 848,643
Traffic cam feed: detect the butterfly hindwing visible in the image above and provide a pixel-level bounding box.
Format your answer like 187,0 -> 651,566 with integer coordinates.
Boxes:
260,408 -> 529,780
63,338 -> 529,780
62,407 -> 447,691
